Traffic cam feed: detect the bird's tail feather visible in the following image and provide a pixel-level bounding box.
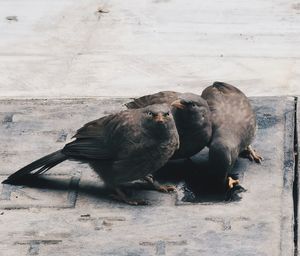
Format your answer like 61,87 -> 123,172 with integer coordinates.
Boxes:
2,150 -> 67,184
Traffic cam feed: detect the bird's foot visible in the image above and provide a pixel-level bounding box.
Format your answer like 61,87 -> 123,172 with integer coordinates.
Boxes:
155,184 -> 176,193
225,184 -> 247,201
144,175 -> 176,193
240,145 -> 263,163
111,188 -> 149,206
227,177 -> 239,189
225,177 -> 246,201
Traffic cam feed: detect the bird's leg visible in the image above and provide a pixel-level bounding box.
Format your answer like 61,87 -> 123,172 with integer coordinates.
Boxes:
144,175 -> 176,193
239,145 -> 263,163
111,187 -> 148,206
227,176 -> 239,189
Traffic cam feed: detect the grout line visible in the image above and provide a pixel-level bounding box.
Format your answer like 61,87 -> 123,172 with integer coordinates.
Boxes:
293,96 -> 299,256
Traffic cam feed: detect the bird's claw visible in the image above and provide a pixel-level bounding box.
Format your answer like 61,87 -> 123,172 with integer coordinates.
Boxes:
227,177 -> 239,189
111,188 -> 149,206
250,150 -> 263,163
225,176 -> 246,201
144,175 -> 176,193
240,146 -> 263,164
225,184 -> 247,201
156,184 -> 176,193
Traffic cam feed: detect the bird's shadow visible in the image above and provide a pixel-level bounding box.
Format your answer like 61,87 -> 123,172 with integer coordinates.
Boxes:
155,148 -> 247,203
4,174 -> 153,203
4,148 -> 247,204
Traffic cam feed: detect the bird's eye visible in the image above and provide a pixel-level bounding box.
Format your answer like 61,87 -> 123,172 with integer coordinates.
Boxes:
191,103 -> 196,107
163,112 -> 170,117
147,111 -> 153,116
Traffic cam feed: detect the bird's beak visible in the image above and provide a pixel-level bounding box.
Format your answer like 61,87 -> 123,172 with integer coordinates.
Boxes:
154,113 -> 164,123
171,99 -> 185,109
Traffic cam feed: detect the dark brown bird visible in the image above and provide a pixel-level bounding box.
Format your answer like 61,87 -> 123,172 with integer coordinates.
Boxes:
201,81 -> 262,194
126,91 -> 212,159
2,104 -> 179,205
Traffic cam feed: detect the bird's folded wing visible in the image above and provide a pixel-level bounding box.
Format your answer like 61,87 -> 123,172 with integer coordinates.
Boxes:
64,112 -> 136,160
63,114 -> 121,160
73,114 -> 118,139
62,138 -> 113,160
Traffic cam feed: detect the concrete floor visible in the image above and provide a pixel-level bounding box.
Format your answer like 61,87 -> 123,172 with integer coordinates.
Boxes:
0,0 -> 300,98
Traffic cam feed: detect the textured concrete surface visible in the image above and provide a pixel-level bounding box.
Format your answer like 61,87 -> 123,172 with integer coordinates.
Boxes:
0,97 -> 296,255
0,0 -> 299,255
0,0 -> 300,98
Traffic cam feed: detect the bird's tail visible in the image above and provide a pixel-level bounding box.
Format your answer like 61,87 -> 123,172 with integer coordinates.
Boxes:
2,150 -> 68,184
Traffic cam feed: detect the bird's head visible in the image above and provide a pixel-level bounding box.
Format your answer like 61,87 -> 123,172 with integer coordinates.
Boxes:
171,93 -> 211,125
141,104 -> 176,136
142,104 -> 174,125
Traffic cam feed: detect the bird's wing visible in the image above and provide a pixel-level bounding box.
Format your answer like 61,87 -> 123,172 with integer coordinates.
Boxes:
125,91 -> 179,109
62,138 -> 113,160
202,81 -> 256,149
73,114 -> 116,139
63,112 -> 137,160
